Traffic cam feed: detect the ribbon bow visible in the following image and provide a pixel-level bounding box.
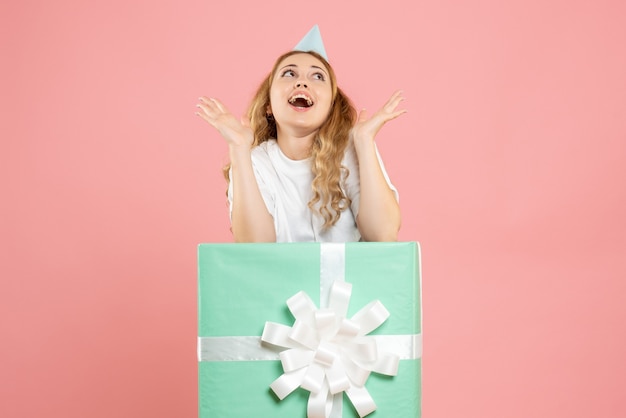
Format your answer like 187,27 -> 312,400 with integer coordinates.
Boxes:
261,280 -> 399,418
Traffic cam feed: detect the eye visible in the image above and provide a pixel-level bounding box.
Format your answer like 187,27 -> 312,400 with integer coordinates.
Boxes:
312,72 -> 326,81
281,69 -> 296,77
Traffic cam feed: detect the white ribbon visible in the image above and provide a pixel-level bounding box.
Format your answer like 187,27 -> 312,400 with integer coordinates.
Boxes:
198,243 -> 421,418
262,281 -> 400,418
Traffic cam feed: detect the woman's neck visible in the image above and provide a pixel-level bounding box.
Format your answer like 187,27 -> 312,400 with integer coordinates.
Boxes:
275,129 -> 317,160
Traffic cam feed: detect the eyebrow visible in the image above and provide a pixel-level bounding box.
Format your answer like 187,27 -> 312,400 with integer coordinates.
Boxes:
279,64 -> 328,75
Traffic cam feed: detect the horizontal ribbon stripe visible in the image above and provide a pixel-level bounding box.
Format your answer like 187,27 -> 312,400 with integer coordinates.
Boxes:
197,336 -> 282,361
198,334 -> 422,362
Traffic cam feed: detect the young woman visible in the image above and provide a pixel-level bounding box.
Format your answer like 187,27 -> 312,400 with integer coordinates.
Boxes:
196,48 -> 405,243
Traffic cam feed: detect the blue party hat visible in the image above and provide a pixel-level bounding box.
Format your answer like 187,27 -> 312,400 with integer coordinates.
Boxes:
293,25 -> 328,61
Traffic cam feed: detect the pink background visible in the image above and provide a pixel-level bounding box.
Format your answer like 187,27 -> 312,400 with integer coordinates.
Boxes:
2,0 -> 625,417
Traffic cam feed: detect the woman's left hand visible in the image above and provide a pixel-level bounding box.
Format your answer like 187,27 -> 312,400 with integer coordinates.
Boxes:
350,90 -> 407,143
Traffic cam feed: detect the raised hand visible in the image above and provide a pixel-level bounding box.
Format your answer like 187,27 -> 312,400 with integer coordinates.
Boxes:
350,90 -> 407,144
196,97 -> 254,149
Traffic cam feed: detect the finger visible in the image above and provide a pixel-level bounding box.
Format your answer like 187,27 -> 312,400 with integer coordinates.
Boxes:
196,102 -> 217,119
383,108 -> 408,122
198,96 -> 220,112
371,107 -> 407,126
210,97 -> 227,113
384,91 -> 405,112
388,89 -> 404,103
196,101 -> 223,126
357,108 -> 368,122
195,109 -> 215,125
197,97 -> 220,115
240,115 -> 251,128
198,97 -> 228,115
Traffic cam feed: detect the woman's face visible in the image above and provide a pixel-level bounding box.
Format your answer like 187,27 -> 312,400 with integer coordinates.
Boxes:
269,53 -> 333,136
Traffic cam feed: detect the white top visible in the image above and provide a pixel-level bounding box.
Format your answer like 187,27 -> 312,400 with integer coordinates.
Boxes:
228,139 -> 398,242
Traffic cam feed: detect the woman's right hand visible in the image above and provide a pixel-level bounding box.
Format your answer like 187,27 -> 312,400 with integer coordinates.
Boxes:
196,97 -> 254,149
197,98 -> 275,242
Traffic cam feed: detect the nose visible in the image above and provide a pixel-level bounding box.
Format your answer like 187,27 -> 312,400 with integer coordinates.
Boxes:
295,80 -> 308,88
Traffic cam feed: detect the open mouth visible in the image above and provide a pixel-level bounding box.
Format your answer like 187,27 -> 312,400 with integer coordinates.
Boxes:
288,93 -> 314,108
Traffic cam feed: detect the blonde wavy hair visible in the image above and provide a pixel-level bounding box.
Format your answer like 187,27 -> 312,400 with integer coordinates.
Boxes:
224,50 -> 357,229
